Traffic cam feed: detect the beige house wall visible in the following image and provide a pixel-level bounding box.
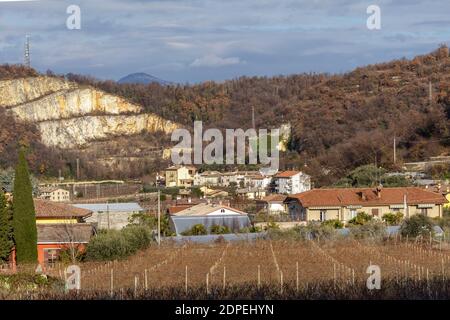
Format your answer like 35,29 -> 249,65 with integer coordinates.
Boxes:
305,204 -> 442,222
165,170 -> 178,187
307,209 -> 340,221
165,166 -> 196,187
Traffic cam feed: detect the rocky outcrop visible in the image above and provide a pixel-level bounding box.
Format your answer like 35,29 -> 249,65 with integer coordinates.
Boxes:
10,88 -> 142,122
0,76 -> 74,107
0,77 -> 179,149
38,114 -> 178,148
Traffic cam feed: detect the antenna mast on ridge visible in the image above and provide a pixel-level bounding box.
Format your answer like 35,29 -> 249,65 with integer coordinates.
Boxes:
24,35 -> 31,68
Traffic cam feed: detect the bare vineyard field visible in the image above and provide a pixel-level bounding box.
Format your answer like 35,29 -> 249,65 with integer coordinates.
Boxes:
3,239 -> 450,299
43,239 -> 450,298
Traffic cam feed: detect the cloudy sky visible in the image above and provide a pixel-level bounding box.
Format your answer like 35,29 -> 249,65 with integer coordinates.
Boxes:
0,0 -> 449,83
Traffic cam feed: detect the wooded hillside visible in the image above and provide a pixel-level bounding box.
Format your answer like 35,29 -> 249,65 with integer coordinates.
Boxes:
64,47 -> 450,184
1,47 -> 450,185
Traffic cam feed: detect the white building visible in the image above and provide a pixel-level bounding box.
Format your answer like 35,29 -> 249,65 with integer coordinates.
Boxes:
256,194 -> 287,214
219,172 -> 239,187
273,171 -> 311,194
169,203 -> 250,235
72,202 -> 144,230
245,174 -> 272,189
236,187 -> 267,200
38,187 -> 70,202
193,171 -> 222,186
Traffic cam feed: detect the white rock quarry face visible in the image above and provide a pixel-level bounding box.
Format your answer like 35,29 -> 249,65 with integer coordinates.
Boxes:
0,77 -> 179,149
9,88 -> 143,122
0,76 -> 73,107
38,114 -> 179,148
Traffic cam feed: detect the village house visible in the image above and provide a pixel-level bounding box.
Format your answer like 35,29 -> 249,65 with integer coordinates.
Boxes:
256,194 -> 287,214
219,172 -> 239,187
37,224 -> 93,265
273,171 -> 311,194
38,187 -> 70,202
199,186 -> 229,198
284,187 -> 447,223
33,199 -> 94,265
34,199 -> 92,224
193,171 -> 222,186
165,165 -> 197,187
236,187 -> 267,200
168,202 -> 250,235
245,174 -> 272,189
72,202 -> 144,230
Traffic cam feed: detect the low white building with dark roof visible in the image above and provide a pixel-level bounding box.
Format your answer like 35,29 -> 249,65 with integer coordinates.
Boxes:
72,202 -> 144,230
169,203 -> 251,235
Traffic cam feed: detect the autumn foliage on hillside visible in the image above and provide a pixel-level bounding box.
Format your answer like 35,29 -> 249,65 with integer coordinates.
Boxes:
65,47 -> 450,184
0,109 -> 65,176
1,48 -> 450,184
0,64 -> 38,80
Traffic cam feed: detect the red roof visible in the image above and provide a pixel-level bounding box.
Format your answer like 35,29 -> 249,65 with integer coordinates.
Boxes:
168,204 -> 196,214
260,194 -> 287,202
286,187 -> 448,207
275,171 -> 301,178
34,199 -> 92,218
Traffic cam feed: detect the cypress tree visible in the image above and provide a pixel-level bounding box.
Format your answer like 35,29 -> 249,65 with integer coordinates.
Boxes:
0,191 -> 13,261
12,149 -> 37,264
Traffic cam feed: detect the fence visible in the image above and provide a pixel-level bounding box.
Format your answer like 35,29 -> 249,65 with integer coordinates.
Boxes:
1,238 -> 449,299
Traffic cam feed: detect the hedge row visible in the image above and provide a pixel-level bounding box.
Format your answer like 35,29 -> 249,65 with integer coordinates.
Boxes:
85,226 -> 153,261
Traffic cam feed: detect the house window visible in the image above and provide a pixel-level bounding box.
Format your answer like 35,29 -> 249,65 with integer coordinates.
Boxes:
44,248 -> 61,265
319,210 -> 326,222
420,208 -> 428,216
371,208 -> 379,217
220,209 -> 225,213
350,209 -> 357,219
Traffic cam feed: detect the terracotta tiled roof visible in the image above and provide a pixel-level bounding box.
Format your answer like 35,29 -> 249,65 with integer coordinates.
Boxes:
275,171 -> 301,178
168,204 -> 196,214
247,174 -> 265,179
34,199 -> 92,218
260,194 -> 287,202
286,187 -> 448,207
37,224 -> 94,244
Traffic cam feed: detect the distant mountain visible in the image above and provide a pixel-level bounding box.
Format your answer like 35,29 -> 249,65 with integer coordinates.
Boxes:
118,73 -> 171,85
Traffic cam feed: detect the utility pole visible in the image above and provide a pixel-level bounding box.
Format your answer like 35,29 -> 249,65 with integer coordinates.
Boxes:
76,158 -> 80,180
157,190 -> 161,246
374,152 -> 377,181
393,135 -> 397,164
251,105 -> 255,130
107,202 -> 111,230
429,81 -> 433,105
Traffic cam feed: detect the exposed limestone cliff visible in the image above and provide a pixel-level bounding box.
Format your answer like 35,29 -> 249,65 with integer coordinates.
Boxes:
38,115 -> 178,148
0,77 -> 179,149
9,88 -> 142,122
0,76 -> 73,107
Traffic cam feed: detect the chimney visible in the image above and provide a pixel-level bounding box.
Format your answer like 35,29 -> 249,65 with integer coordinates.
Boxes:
376,185 -> 382,198
358,191 -> 367,201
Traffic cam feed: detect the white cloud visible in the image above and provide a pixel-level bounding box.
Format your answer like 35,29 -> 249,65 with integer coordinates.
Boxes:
166,41 -> 193,49
190,54 -> 243,67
